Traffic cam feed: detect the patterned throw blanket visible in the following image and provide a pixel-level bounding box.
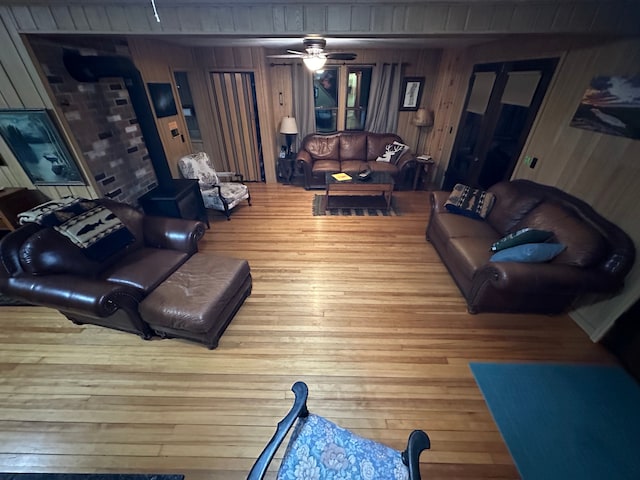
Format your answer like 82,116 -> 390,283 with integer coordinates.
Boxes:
18,197 -> 135,261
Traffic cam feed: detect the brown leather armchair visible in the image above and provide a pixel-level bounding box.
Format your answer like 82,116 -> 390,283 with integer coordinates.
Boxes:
296,131 -> 416,189
426,180 -> 635,314
0,199 -> 206,339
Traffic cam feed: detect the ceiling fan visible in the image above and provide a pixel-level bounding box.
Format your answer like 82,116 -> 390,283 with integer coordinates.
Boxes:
267,36 -> 357,71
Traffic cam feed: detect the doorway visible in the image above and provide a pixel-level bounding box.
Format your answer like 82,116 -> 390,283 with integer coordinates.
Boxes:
210,72 -> 264,182
443,58 -> 558,190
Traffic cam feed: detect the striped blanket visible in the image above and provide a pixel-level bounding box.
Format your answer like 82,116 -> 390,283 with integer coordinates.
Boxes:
17,196 -> 135,261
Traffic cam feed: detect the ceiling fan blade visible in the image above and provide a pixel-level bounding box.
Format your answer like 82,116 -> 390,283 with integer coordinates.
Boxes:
326,52 -> 357,61
286,49 -> 305,55
267,54 -> 303,58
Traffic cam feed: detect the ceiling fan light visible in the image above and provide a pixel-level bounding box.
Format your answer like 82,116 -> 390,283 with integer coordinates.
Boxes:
303,55 -> 327,72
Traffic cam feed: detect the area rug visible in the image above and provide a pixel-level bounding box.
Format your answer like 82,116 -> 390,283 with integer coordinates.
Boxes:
0,475 -> 183,480
312,195 -> 401,216
470,362 -> 640,480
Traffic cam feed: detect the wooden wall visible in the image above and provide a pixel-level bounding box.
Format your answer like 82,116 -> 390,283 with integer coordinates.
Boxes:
430,36 -> 640,340
128,38 -> 197,177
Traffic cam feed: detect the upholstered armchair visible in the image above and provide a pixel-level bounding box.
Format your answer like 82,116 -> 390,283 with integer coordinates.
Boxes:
178,152 -> 251,220
248,382 -> 431,480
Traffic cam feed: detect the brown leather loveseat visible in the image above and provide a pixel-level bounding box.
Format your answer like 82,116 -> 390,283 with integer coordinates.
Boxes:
296,131 -> 416,189
0,198 -> 252,348
427,180 -> 635,314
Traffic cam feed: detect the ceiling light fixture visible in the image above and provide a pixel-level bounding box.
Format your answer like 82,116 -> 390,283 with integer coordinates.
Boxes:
303,54 -> 327,72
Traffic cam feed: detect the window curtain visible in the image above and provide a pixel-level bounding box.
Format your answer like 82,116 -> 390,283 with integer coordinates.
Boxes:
292,64 -> 316,150
365,63 -> 403,133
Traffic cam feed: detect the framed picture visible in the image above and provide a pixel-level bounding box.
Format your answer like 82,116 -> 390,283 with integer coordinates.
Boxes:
0,109 -> 85,186
570,75 -> 640,140
147,82 -> 178,118
400,77 -> 425,111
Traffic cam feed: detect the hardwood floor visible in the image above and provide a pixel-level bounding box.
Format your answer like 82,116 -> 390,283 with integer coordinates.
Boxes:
0,183 -> 615,479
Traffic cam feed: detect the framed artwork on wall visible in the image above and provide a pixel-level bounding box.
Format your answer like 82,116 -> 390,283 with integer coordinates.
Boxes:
0,109 -> 85,185
399,77 -> 425,111
147,82 -> 178,118
570,75 -> 640,140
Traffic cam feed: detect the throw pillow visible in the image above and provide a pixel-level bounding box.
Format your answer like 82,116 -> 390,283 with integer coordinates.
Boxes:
490,243 -> 566,263
444,183 -> 496,220
376,141 -> 409,163
490,227 -> 554,252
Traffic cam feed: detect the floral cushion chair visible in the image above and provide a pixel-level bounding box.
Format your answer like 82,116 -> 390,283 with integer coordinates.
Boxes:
248,382 -> 430,480
178,152 -> 251,220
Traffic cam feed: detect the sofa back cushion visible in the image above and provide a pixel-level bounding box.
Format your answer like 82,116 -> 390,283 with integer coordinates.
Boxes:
339,133 -> 367,161
515,202 -> 607,268
302,134 -> 340,160
366,134 -> 403,161
486,181 -> 543,234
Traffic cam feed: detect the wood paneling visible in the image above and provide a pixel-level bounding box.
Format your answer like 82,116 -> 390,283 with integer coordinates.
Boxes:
128,38 -> 196,177
0,183 -> 615,478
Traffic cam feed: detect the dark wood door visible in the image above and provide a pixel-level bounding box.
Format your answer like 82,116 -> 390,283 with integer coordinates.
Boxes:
443,58 -> 558,190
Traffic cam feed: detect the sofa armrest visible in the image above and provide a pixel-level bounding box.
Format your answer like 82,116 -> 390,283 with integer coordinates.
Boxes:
6,275 -> 143,317
430,191 -> 451,214
474,262 -> 620,295
142,216 -> 206,254
296,150 -> 312,167
395,150 -> 416,172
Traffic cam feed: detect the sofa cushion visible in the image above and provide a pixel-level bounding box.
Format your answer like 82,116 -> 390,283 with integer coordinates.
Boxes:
448,237 -> 495,282
311,159 -> 341,174
339,133 -> 367,161
516,203 -> 607,267
433,212 -> 500,240
486,181 -> 543,234
490,228 -> 554,252
368,160 -> 399,175
445,184 -> 496,219
101,247 -> 189,293
305,135 -> 340,160
341,160 -> 368,173
490,243 -> 566,263
366,134 -> 402,161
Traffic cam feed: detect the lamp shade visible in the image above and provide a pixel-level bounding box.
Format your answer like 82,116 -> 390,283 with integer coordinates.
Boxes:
280,116 -> 298,134
303,55 -> 327,72
414,108 -> 434,127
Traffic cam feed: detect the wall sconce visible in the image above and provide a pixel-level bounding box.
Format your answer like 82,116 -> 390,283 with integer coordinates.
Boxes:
280,116 -> 298,156
413,108 -> 434,155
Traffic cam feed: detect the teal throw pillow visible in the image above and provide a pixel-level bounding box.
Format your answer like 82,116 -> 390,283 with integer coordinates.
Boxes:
491,227 -> 554,252
490,243 -> 566,263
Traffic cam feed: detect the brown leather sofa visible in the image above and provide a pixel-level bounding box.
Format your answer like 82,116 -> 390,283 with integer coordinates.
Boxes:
0,199 -> 251,347
426,180 -> 635,314
296,131 -> 416,189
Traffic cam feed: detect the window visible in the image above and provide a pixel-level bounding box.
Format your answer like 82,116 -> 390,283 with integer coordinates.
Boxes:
173,71 -> 201,141
313,66 -> 372,132
313,68 -> 339,133
345,66 -> 372,130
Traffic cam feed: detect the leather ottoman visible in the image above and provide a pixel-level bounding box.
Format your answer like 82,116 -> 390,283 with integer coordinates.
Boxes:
139,252 -> 252,348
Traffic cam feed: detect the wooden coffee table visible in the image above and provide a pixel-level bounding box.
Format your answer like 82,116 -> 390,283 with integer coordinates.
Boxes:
325,172 -> 394,211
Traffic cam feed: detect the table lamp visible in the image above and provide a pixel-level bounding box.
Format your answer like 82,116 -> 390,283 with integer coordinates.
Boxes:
280,116 -> 298,157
